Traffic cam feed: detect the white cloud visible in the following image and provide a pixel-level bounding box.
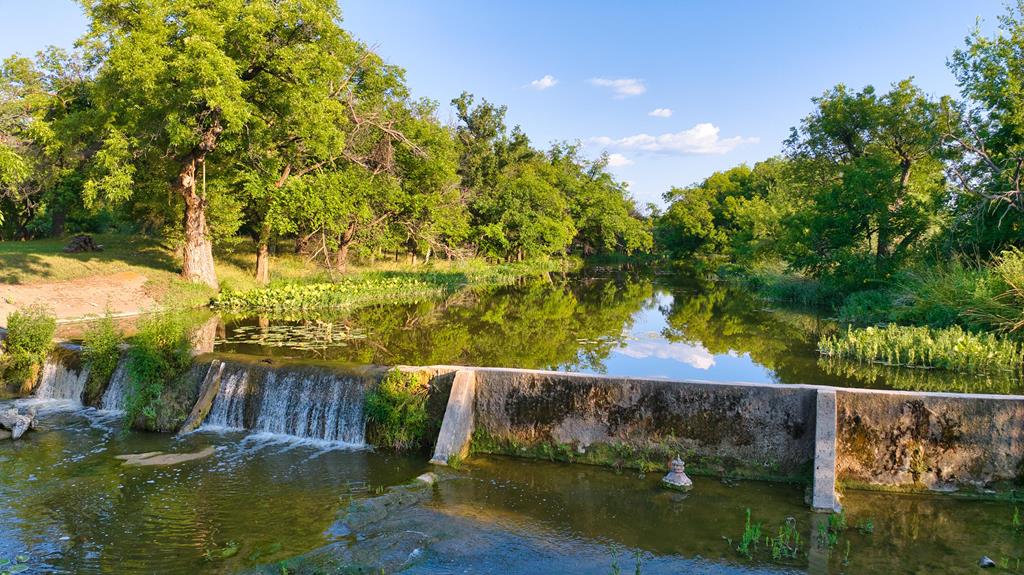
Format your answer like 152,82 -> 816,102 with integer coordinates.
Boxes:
589,77 -> 646,98
589,123 -> 759,156
648,108 -> 673,118
528,74 -> 558,90
606,153 -> 633,167
614,340 -> 716,370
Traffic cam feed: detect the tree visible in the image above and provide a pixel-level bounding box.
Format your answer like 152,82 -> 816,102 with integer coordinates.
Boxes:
783,80 -> 948,290
81,0 -> 352,288
655,159 -> 789,264
946,1 -> 1024,220
552,146 -> 652,256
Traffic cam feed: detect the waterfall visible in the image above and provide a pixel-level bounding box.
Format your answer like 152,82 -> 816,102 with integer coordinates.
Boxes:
203,362 -> 368,444
34,357 -> 89,402
100,358 -> 130,411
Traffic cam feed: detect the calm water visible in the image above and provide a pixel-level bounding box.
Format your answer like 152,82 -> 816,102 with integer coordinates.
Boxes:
214,267 -> 1024,395
2,404 -> 1021,575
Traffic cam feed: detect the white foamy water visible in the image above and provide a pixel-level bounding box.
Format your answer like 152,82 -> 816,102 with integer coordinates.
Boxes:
34,358 -> 89,403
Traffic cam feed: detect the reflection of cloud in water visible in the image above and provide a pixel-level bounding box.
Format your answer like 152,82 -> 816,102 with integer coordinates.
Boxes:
613,339 -> 715,370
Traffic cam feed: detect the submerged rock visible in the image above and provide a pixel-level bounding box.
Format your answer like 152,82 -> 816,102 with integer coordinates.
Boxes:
116,446 -> 215,466
0,429 -> 10,440
979,556 -> 996,568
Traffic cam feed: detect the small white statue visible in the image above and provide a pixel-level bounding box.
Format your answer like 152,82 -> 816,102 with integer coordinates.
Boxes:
661,457 -> 693,491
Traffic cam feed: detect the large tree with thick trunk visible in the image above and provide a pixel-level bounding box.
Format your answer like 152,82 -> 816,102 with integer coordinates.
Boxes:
81,0 -> 351,288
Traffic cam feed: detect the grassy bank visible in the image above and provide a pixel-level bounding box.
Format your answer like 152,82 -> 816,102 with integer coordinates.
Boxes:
0,234 -> 580,320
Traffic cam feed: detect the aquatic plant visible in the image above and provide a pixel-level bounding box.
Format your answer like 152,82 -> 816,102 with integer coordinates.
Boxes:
736,508 -> 762,559
856,518 -> 875,535
212,260 -> 573,312
819,324 -> 1024,374
365,368 -> 430,451
123,313 -> 195,430
0,553 -> 31,575
816,509 -> 847,549
767,517 -> 802,560
1014,506 -> 1022,534
1,305 -> 56,393
81,313 -> 123,404
819,356 -> 1023,395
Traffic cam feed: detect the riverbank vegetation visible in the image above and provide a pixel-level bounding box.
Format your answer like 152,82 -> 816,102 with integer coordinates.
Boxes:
0,305 -> 56,393
80,313 -> 123,404
652,4 -> 1024,372
123,314 -> 197,431
0,0 -> 650,298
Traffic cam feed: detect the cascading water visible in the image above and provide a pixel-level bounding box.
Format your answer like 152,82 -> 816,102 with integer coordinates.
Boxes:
203,361 -> 368,445
34,356 -> 89,402
99,358 -> 130,411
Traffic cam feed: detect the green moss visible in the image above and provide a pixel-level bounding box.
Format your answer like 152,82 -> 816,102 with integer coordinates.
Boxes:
470,430 -> 809,483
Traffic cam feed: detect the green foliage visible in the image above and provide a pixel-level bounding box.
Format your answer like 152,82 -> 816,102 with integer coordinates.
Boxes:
365,368 -> 430,451
768,518 -> 802,560
1,305 -> 56,391
735,508 -> 762,559
81,313 -> 123,404
820,324 -> 1023,374
123,314 -> 194,429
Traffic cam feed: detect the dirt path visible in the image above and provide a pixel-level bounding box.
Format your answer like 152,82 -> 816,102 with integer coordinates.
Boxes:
0,271 -> 161,325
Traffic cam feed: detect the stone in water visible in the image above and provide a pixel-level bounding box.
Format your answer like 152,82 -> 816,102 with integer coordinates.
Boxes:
662,458 -> 693,491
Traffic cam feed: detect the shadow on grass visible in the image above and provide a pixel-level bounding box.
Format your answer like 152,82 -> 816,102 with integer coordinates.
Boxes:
0,234 -> 181,284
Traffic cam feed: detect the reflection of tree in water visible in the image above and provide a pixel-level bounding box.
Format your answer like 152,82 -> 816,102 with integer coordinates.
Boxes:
221,270 -> 656,372
657,277 -> 860,386
819,357 -> 1023,395
345,271 -> 656,371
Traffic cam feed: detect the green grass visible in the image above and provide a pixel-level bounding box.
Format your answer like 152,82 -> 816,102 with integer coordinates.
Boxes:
819,324 -> 1024,375
0,234 -> 577,316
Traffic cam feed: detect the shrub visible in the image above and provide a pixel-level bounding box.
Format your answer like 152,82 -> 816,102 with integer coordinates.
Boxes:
123,313 -> 194,429
2,305 -> 57,392
836,289 -> 897,325
819,324 -> 1023,374
365,368 -> 430,450
81,313 -> 123,404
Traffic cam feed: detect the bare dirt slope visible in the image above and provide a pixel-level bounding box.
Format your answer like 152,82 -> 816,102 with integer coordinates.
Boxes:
0,271 -> 160,325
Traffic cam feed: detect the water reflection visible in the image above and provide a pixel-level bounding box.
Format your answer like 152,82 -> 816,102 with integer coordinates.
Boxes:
212,268 -> 1023,394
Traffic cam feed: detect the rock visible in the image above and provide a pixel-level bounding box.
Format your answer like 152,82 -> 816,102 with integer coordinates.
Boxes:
62,234 -> 103,253
661,458 -> 693,491
0,429 -> 11,440
0,407 -> 35,440
979,556 -> 996,568
118,446 -> 216,466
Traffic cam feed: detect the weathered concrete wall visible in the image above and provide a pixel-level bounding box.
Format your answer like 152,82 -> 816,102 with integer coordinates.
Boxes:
466,368 -> 819,480
836,389 -> 1024,493
420,366 -> 1024,496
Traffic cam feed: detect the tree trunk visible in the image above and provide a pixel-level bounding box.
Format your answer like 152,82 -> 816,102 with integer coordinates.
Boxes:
335,224 -> 356,272
179,158 -> 218,289
50,208 -> 66,237
255,240 -> 270,285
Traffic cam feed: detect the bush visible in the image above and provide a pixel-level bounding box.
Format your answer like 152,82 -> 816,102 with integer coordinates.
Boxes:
365,368 -> 430,450
2,305 -> 57,392
124,313 -> 194,430
836,289 -> 897,325
81,313 -> 123,404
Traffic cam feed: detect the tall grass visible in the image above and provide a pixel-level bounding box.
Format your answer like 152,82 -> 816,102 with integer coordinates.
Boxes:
123,314 -> 194,429
81,313 -> 124,404
819,324 -> 1024,374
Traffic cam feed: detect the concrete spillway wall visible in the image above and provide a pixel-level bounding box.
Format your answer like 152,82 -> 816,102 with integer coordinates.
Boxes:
420,366 -> 1024,500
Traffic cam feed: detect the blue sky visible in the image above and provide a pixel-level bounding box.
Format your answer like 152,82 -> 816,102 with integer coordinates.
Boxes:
0,0 -> 1006,207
